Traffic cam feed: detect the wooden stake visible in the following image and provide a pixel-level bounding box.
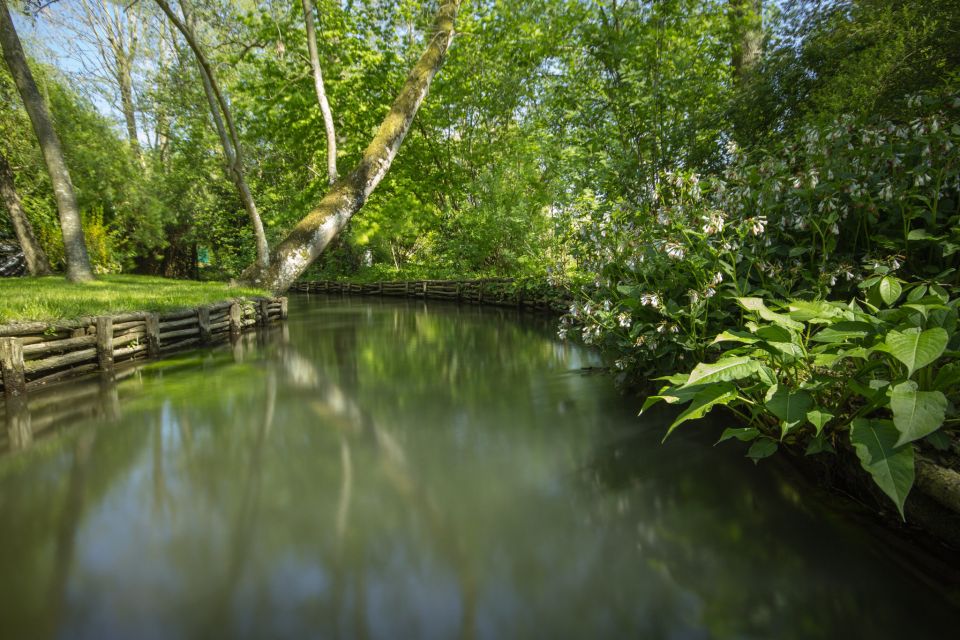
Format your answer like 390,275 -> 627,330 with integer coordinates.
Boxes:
280,297 -> 289,320
198,306 -> 212,344
259,299 -> 270,325
0,337 -> 26,399
229,303 -> 242,337
144,314 -> 161,358
95,316 -> 114,371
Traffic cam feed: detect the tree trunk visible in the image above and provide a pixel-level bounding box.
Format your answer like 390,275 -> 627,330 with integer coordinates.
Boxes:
730,0 -> 763,83
117,59 -> 142,161
241,0 -> 461,293
0,148 -> 53,275
153,0 -> 270,270
0,0 -> 94,282
301,0 -> 337,185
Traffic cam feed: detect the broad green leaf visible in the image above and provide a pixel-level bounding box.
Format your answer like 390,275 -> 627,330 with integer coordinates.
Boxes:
889,381 -> 947,447
711,330 -> 758,345
654,373 -> 690,385
757,365 -> 777,386
884,327 -> 948,376
924,431 -> 951,451
640,383 -> 704,412
663,383 -> 738,441
716,427 -> 760,444
810,321 -> 874,344
849,419 -> 915,519
877,277 -> 902,306
737,297 -> 804,330
682,357 -> 760,387
766,387 -> 813,437
806,409 -> 834,435
906,285 -> 928,303
932,362 -> 960,392
788,300 -> 843,323
746,438 -> 778,463
805,433 -> 836,455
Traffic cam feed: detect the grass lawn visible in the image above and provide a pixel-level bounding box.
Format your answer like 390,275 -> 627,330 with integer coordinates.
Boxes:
0,274 -> 270,324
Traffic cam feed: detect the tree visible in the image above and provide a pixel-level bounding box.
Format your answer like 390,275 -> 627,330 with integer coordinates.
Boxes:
302,0 -> 337,185
0,147 -> 52,275
240,0 -> 462,293
729,0 -> 762,83
152,0 -> 270,270
0,0 -> 95,282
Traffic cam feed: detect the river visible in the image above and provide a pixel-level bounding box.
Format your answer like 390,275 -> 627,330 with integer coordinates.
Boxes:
0,295 -> 956,639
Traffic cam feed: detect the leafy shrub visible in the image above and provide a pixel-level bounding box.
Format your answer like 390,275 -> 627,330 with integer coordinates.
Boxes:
643,281 -> 958,517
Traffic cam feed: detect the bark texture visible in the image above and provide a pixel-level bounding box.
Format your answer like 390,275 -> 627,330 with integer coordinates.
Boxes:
153,0 -> 270,269
241,0 -> 462,293
0,148 -> 53,275
302,0 -> 337,184
0,0 -> 94,282
730,0 -> 763,83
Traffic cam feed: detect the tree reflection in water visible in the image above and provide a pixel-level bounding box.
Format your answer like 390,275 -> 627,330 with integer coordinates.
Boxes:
0,296 -> 957,639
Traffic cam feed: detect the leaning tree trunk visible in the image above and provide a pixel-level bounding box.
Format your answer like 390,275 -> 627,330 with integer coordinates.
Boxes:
241,0 -> 461,293
0,148 -> 53,275
0,0 -> 94,282
152,0 -> 270,270
302,0 -> 337,185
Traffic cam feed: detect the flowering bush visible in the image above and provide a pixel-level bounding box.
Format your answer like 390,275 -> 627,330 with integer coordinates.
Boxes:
559,88 -> 960,386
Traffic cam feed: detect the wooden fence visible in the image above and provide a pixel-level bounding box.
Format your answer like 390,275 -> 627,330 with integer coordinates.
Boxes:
293,279 -> 569,312
0,297 -> 287,398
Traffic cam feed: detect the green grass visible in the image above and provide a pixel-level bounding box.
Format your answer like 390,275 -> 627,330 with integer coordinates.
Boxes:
0,275 -> 270,324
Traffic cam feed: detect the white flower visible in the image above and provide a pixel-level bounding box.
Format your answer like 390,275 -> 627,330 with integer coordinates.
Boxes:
617,312 -> 631,328
711,272 -> 723,285
665,243 -> 685,259
701,211 -> 725,235
688,289 -> 700,304
704,287 -> 716,298
749,216 -> 767,236
640,293 -> 661,309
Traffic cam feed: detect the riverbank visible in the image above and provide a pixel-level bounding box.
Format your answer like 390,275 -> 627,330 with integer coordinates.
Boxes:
294,278 -> 570,313
0,275 -> 268,323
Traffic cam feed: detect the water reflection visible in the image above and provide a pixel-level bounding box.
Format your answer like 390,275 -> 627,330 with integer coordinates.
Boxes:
0,296 -> 956,639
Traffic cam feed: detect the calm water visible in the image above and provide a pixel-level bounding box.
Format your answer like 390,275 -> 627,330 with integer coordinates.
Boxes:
0,296 -> 956,639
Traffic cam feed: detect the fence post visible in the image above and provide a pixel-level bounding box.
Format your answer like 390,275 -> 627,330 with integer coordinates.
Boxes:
145,313 -> 161,358
229,303 -> 243,338
280,297 -> 289,320
0,337 -> 26,399
198,306 -> 212,344
259,299 -> 270,325
95,316 -> 114,372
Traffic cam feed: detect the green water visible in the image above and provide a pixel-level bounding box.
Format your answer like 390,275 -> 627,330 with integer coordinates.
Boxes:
0,296 -> 956,639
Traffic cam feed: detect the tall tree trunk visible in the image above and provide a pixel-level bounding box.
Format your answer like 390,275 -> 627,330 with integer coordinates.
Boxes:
301,0 -> 337,185
0,149 -> 53,275
241,0 -> 462,293
0,0 -> 94,282
153,0 -> 270,270
117,58 -> 142,161
730,0 -> 763,83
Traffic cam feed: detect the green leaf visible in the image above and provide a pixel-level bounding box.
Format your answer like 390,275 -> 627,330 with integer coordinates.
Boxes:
806,409 -> 834,435
682,357 -> 760,387
849,419 -> 915,520
765,387 -> 813,437
788,300 -> 843,323
924,431 -> 951,452
889,381 -> 947,447
877,277 -> 902,306
932,362 -> 960,392
663,383 -> 738,442
805,433 -> 836,455
884,327 -> 949,377
711,330 -> 758,345
810,321 -> 874,344
716,427 -> 759,444
737,297 -> 804,331
746,438 -> 778,463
